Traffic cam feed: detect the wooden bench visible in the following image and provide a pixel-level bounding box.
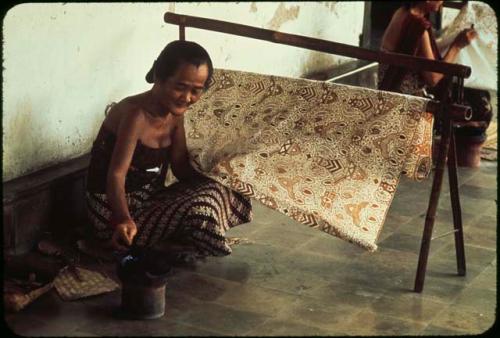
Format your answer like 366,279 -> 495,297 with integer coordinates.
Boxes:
3,154 -> 90,255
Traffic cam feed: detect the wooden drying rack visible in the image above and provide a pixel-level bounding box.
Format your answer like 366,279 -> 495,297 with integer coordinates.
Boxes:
164,11 -> 472,293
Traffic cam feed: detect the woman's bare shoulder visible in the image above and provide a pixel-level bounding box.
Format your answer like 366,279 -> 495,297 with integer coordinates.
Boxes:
381,8 -> 408,51
103,97 -> 147,132
388,7 -> 409,29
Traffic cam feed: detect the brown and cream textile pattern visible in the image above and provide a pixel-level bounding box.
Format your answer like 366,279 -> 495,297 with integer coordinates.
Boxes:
185,69 -> 433,251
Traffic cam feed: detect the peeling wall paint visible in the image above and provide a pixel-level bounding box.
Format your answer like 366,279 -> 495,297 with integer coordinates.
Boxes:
267,3 -> 300,31
3,2 -> 364,181
250,2 -> 257,13
442,6 -> 460,29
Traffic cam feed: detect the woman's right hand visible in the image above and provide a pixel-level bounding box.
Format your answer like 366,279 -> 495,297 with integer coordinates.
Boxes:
452,28 -> 478,49
109,219 -> 138,251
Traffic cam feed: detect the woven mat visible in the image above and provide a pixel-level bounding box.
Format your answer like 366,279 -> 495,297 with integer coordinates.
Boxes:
187,69 -> 432,252
53,267 -> 119,301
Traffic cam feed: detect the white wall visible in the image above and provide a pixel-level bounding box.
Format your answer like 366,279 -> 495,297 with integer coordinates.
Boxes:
441,5 -> 461,29
2,2 -> 364,181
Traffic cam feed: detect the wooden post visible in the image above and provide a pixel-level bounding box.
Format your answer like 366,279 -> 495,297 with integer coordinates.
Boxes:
447,130 -> 467,275
164,12 -> 471,78
179,25 -> 185,40
414,77 -> 453,293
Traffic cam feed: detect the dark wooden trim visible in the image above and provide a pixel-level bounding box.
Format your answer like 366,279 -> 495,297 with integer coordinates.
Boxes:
442,1 -> 468,10
361,1 -> 372,48
3,153 -> 91,205
3,153 -> 91,255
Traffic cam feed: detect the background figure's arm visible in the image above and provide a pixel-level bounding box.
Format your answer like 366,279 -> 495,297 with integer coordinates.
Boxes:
418,28 -> 477,87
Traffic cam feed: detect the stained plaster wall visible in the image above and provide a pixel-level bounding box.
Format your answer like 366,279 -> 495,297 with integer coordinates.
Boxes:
441,5 -> 460,28
2,2 -> 364,181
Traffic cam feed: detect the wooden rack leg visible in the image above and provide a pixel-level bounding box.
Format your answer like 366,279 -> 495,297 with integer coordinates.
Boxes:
447,129 -> 466,276
179,25 -> 185,40
414,119 -> 452,293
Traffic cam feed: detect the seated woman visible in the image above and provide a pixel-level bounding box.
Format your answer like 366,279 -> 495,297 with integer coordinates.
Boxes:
85,40 -> 252,257
378,1 -> 491,166
378,1 -> 477,95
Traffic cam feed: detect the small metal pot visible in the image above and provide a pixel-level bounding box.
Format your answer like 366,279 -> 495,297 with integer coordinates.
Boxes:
117,251 -> 170,320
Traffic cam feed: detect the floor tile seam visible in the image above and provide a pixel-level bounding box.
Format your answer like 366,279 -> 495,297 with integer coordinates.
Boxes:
446,295 -> 498,313
422,274 -> 483,290
374,285 -> 454,303
294,244 -> 370,261
285,290 -> 379,314
206,285 -> 304,314
377,292 -> 453,309
241,278 -> 332,298
256,222 -> 323,237
229,316 -> 276,336
243,238 -> 316,254
460,242 -> 498,252
364,309 -> 437,328
424,287 -> 465,305
185,269 -> 247,290
277,235 -> 327,258
426,306 -> 495,334
419,321 -> 473,335
334,307 -> 430,333
152,319 -> 227,336
174,304 -> 270,336
263,292 -> 368,331
361,293 -> 452,324
183,271 -> 310,308
426,253 -> 496,271
427,242 -> 497,260
280,307 -> 366,334
462,224 -> 498,233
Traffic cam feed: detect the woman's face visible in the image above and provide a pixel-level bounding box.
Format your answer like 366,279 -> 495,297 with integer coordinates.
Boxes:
158,61 -> 209,116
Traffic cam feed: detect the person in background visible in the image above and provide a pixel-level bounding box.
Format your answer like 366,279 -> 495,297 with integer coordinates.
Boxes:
378,1 -> 477,95
378,1 -> 492,166
85,40 -> 252,258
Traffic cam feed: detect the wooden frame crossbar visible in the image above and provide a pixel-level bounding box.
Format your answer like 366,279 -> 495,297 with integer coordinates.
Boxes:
164,11 -> 471,293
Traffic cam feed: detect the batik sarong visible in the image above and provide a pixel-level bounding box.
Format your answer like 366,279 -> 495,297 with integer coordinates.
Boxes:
86,175 -> 252,256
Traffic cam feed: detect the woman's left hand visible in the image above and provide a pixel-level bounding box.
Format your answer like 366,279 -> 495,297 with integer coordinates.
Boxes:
453,28 -> 478,49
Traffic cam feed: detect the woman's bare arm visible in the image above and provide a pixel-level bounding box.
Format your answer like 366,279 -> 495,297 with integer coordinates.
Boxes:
106,108 -> 145,249
418,28 -> 477,87
169,116 -> 200,181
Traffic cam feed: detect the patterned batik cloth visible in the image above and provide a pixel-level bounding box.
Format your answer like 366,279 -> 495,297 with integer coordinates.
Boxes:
86,175 -> 252,257
186,69 -> 433,252
436,1 -> 497,91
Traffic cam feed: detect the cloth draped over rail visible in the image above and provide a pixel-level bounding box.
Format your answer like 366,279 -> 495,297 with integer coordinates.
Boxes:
184,69 -> 433,252
437,1 -> 497,91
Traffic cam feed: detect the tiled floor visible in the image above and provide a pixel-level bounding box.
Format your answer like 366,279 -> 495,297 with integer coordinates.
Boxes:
5,159 -> 497,336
